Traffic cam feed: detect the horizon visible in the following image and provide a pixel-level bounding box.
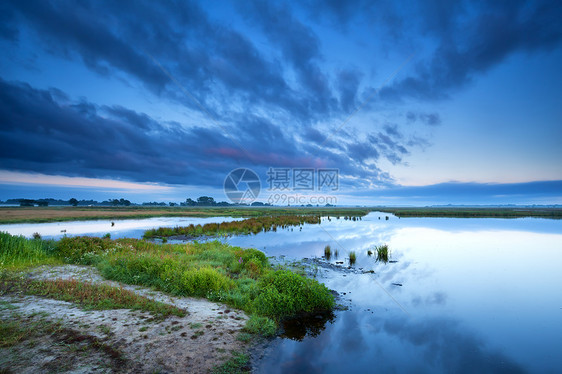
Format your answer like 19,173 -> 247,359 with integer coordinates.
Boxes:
1,1 -> 561,206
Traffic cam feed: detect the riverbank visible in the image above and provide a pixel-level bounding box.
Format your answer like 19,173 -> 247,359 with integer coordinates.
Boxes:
1,232 -> 335,372
1,265 -> 251,373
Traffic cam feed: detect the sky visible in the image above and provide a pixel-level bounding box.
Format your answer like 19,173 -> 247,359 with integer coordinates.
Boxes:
1,0 -> 561,206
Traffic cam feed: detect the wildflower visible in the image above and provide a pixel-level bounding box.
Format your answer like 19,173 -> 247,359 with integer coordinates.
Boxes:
239,257 -> 243,264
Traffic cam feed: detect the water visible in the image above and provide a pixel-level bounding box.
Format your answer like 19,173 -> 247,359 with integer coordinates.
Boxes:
0,216 -> 243,240
1,212 -> 561,372
225,213 -> 562,373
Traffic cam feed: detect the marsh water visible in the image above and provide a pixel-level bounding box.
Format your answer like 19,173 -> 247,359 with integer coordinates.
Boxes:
2,213 -> 561,373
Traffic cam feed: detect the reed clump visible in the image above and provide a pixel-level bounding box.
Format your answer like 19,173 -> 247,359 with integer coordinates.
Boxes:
375,244 -> 389,263
143,215 -> 323,239
324,245 -> 331,259
349,251 -> 357,265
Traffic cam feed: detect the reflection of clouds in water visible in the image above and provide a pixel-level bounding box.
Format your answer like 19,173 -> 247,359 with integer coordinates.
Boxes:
412,292 -> 448,307
336,311 -> 367,354
381,316 -> 526,374
256,311 -> 527,373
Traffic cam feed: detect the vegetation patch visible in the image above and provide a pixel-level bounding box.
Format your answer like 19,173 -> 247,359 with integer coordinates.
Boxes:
1,233 -> 335,333
0,276 -> 186,319
143,214 -> 325,238
212,351 -> 250,374
0,232 -> 59,270
375,244 -> 389,263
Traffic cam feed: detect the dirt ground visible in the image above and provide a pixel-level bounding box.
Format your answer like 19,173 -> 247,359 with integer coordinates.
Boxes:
0,265 -> 251,373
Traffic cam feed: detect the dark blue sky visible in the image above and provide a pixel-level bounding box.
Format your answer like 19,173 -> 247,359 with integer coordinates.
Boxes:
1,0 -> 561,205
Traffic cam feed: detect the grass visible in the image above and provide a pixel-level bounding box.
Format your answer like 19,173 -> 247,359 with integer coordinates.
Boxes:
349,251 -> 357,265
375,244 -> 389,263
378,207 -> 562,219
0,206 -> 372,224
0,232 -> 335,333
244,315 -> 277,337
0,231 -> 60,270
143,214 -> 325,238
213,351 -> 250,374
324,245 -> 331,260
0,276 -> 186,319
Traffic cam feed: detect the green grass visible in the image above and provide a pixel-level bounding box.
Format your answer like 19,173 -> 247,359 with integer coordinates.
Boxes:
244,315 -> 277,337
349,251 -> 357,265
143,214 -> 325,238
0,232 -> 60,270
375,244 -> 389,263
0,276 -> 186,319
0,233 -> 335,333
212,351 -> 250,374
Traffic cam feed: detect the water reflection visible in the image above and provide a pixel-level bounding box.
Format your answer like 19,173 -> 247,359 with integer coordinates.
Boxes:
257,311 -> 527,374
280,311 -> 336,341
2,212 -> 561,372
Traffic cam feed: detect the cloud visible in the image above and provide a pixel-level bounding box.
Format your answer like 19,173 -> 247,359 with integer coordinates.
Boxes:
0,78 -> 396,189
380,0 -> 562,100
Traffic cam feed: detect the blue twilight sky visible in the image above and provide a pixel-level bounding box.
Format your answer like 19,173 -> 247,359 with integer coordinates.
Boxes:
0,0 -> 561,205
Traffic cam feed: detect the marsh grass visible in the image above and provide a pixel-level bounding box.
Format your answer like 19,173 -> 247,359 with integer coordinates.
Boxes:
143,214 -> 323,238
324,245 -> 331,260
244,315 -> 277,336
0,232 -> 335,332
0,232 -> 59,270
375,244 -> 389,263
349,251 -> 357,265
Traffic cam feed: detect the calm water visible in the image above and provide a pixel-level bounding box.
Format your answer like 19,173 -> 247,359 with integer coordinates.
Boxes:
1,213 -> 561,373
226,213 -> 562,373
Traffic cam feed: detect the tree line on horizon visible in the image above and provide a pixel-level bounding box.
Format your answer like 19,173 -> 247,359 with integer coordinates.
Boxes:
0,196 -> 272,207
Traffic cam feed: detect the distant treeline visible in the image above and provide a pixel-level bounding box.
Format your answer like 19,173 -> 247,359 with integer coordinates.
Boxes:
0,196 -> 275,207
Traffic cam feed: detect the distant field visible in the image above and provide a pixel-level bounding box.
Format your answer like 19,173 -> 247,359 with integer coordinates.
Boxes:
378,207 -> 562,219
0,206 -> 372,224
0,206 -> 561,224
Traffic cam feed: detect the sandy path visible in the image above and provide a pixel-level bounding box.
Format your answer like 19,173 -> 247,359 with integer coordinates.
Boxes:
1,265 -> 250,373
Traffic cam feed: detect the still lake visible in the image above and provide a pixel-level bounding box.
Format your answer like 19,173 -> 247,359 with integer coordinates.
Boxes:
2,212 -> 561,373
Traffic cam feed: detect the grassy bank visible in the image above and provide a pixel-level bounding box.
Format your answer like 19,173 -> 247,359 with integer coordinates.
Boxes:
143,214 -> 332,238
0,232 -> 335,334
378,207 -> 562,219
0,206 -> 372,224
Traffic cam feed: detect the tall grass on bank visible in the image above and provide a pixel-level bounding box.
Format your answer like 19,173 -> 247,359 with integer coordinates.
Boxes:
143,215 -> 323,238
0,233 -> 335,330
0,232 -> 58,270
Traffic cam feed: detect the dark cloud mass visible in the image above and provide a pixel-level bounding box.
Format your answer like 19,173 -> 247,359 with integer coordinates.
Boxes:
1,0 -> 561,190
